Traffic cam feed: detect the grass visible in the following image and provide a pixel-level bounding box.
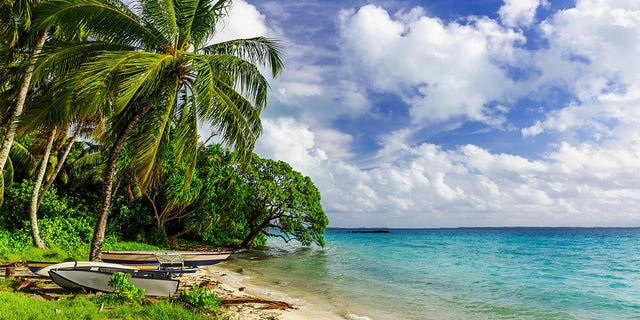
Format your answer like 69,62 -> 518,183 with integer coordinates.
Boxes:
0,230 -> 216,319
3,247 -> 74,263
0,288 -> 209,320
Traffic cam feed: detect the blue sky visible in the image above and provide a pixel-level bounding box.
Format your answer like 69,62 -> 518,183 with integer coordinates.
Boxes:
214,0 -> 640,227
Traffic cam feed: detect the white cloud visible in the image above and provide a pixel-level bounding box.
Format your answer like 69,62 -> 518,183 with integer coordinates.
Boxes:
255,119 -> 640,227
247,0 -> 640,228
523,0 -> 640,140
214,0 -> 268,42
337,5 -> 525,125
257,94 -> 639,224
499,0 -> 547,27
538,0 -> 640,99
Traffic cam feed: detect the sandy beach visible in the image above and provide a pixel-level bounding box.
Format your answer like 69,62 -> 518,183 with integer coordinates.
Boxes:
181,264 -> 348,320
1,263 -> 351,320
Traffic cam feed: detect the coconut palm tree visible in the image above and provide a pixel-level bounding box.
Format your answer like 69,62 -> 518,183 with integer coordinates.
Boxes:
0,0 -> 48,185
18,90 -> 95,249
37,0 -> 283,260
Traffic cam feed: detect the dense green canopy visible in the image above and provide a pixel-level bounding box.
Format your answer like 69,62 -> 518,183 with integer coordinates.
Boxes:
0,0 -> 329,258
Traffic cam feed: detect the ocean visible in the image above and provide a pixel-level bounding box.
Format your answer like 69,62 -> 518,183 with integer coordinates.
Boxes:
221,228 -> 640,319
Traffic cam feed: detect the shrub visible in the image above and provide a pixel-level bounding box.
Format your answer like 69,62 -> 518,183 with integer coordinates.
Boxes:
38,216 -> 93,259
0,227 -> 32,260
108,272 -> 145,304
179,285 -> 220,314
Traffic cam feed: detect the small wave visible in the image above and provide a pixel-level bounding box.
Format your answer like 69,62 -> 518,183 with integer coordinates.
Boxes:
345,313 -> 372,320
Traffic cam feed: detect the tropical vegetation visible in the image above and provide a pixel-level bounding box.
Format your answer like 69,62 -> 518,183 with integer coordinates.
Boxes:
0,0 -> 329,265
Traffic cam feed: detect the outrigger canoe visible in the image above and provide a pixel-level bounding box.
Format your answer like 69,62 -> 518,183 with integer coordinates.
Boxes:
49,266 -> 179,297
27,261 -> 161,277
101,250 -> 232,267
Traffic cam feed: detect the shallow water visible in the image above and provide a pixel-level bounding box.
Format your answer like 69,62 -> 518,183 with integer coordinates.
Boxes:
221,228 -> 640,319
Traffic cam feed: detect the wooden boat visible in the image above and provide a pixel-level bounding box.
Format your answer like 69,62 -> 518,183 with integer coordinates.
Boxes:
27,260 -> 159,277
49,266 -> 179,297
101,250 -> 232,267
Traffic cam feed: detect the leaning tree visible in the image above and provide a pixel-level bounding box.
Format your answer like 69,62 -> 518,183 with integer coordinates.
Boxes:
239,155 -> 328,249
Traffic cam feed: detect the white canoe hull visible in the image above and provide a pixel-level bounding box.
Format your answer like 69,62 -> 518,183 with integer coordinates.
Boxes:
49,267 -> 179,297
34,261 -> 136,277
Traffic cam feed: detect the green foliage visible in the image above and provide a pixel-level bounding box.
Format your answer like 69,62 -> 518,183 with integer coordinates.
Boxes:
5,247 -> 71,263
108,272 -> 145,304
108,196 -> 161,245
37,216 -> 93,259
0,180 -> 32,228
180,285 -> 221,314
0,227 -> 32,260
238,154 -> 329,249
0,226 -> 81,261
0,180 -> 92,230
144,143 -> 249,246
102,241 -> 162,252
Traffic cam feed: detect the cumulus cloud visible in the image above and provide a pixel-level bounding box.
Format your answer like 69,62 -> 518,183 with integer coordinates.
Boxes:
337,5 -> 525,125
499,0 -> 547,27
213,0 -> 268,42
537,0 -> 640,96
246,0 -> 640,227
255,117 -> 640,227
523,0 -> 640,139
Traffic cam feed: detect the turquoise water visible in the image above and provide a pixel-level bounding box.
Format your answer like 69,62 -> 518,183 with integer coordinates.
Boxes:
221,228 -> 640,319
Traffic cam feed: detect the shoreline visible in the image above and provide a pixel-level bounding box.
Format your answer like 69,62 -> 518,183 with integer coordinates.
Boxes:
185,264 -> 351,320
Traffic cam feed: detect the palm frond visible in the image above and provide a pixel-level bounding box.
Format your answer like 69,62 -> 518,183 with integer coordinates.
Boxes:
74,51 -> 176,118
70,150 -> 103,178
36,0 -> 162,49
190,0 -> 231,49
112,52 -> 176,113
128,76 -> 179,189
140,0 -> 176,46
32,41 -> 133,89
171,90 -> 198,185
9,139 -> 33,164
194,53 -> 270,110
201,37 -> 284,78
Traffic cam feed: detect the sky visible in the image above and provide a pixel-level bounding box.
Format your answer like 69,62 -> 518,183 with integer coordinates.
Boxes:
212,0 -> 640,228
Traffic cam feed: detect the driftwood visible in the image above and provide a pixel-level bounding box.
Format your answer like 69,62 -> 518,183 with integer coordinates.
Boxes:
15,280 -> 34,291
220,297 -> 297,310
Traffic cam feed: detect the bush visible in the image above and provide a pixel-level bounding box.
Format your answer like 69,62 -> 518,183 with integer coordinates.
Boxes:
38,216 -> 93,259
179,285 -> 220,314
0,227 -> 32,260
108,272 -> 145,304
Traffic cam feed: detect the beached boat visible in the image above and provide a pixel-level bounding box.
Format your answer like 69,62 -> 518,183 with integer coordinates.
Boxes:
101,250 -> 232,267
49,266 -> 179,297
27,260 -> 159,277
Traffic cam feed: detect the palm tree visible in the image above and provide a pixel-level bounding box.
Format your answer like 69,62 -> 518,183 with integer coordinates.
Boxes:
18,93 -> 93,249
0,0 -> 48,185
37,0 -> 283,260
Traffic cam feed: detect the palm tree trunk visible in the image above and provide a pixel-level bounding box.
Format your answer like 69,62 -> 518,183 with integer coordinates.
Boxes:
38,122 -> 83,206
0,30 -> 47,173
90,107 -> 151,261
29,126 -> 57,249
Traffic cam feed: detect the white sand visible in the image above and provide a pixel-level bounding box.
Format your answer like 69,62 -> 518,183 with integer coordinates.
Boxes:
179,264 -> 348,320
